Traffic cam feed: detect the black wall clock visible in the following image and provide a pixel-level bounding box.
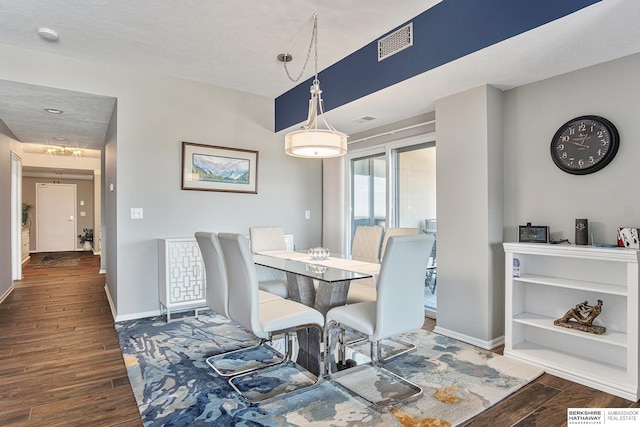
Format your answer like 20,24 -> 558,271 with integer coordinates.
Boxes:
550,115 -> 619,175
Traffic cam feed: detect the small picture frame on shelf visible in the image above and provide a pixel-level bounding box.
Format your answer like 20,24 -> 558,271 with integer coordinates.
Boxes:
617,227 -> 639,249
518,224 -> 549,243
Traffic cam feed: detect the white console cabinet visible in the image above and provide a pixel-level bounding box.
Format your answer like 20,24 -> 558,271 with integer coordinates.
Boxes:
21,226 -> 30,264
158,238 -> 207,321
158,235 -> 294,322
504,243 -> 639,401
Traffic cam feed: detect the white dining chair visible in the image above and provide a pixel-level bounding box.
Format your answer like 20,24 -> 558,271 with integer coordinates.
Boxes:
196,232 -> 284,378
345,225 -> 384,304
218,232 -> 325,404
351,225 -> 383,261
380,227 -> 420,258
325,233 -> 435,407
249,226 -> 290,298
194,232 -> 229,319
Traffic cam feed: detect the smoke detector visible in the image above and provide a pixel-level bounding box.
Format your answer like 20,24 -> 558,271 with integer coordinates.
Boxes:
38,28 -> 59,42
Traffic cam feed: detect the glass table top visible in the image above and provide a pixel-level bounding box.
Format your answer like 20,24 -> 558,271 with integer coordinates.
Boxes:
253,253 -> 374,283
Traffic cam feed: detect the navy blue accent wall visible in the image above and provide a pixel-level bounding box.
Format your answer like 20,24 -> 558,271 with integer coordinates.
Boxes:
275,0 -> 600,132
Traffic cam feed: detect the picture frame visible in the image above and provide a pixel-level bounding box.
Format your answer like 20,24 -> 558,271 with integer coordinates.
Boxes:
181,141 -> 258,194
617,227 -> 639,249
518,225 -> 549,243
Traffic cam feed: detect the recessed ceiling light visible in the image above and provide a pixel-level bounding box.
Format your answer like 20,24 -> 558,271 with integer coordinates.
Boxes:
44,108 -> 63,114
54,136 -> 66,141
38,28 -> 59,41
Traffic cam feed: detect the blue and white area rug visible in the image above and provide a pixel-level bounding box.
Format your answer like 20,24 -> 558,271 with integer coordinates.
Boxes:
115,311 -> 542,426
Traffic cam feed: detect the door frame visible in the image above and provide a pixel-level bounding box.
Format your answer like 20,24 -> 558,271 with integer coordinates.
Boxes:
10,151 -> 22,280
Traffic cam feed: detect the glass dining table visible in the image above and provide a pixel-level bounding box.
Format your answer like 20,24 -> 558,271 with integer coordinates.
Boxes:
253,251 -> 380,376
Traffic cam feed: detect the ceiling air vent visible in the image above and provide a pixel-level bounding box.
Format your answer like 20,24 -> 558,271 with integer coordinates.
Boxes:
378,23 -> 413,61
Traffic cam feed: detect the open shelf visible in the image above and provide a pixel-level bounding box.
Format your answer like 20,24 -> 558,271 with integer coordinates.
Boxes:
506,341 -> 635,399
504,243 -> 640,401
513,312 -> 627,348
514,274 -> 627,296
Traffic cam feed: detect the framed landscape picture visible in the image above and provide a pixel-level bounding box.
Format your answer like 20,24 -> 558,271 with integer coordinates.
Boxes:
181,142 -> 258,194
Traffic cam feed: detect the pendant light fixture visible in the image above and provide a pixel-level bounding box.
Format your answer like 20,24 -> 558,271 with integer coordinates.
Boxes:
280,14 -> 347,158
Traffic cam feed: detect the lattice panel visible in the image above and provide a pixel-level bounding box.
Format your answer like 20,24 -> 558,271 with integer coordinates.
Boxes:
167,240 -> 205,304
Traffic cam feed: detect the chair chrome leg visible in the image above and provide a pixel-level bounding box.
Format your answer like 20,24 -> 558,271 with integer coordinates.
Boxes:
206,338 -> 285,377
229,324 -> 324,404
338,327 -> 347,366
326,325 -> 422,407
377,337 -> 417,363
283,332 -> 292,360
324,320 -> 337,376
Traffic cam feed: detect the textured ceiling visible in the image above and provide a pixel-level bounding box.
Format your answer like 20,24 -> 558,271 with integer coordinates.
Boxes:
1,0 -> 639,152
0,80 -> 115,149
0,0 -> 438,97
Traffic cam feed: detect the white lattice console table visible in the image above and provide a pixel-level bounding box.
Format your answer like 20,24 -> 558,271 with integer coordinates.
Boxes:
158,238 -> 207,322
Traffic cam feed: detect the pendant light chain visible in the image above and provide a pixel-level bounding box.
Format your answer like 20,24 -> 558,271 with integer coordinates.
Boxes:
283,14 -> 319,83
313,15 -> 319,83
282,13 -> 347,159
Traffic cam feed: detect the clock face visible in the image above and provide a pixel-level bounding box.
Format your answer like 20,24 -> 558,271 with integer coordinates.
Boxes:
550,115 -> 619,175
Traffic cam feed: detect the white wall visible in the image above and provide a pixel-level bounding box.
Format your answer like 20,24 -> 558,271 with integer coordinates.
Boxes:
0,43 -> 323,319
104,103 -> 118,306
0,121 -> 22,300
435,85 -> 504,348
503,53 -> 640,244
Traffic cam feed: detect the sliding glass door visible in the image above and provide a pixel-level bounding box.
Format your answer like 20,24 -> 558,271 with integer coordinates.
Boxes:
349,140 -> 437,315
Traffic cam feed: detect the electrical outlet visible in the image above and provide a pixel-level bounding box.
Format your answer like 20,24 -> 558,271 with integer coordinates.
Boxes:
305,210 -> 311,219
130,208 -> 144,219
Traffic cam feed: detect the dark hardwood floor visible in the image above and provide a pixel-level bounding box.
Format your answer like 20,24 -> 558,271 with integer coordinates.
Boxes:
0,252 -> 141,427
1,253 -> 637,426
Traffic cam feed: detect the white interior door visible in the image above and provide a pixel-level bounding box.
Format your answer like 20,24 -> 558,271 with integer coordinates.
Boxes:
36,183 -> 77,252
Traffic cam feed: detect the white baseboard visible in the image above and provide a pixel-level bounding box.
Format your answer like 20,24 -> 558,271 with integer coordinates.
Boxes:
0,285 -> 14,304
115,309 -> 161,322
104,284 -> 116,321
433,326 -> 505,351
